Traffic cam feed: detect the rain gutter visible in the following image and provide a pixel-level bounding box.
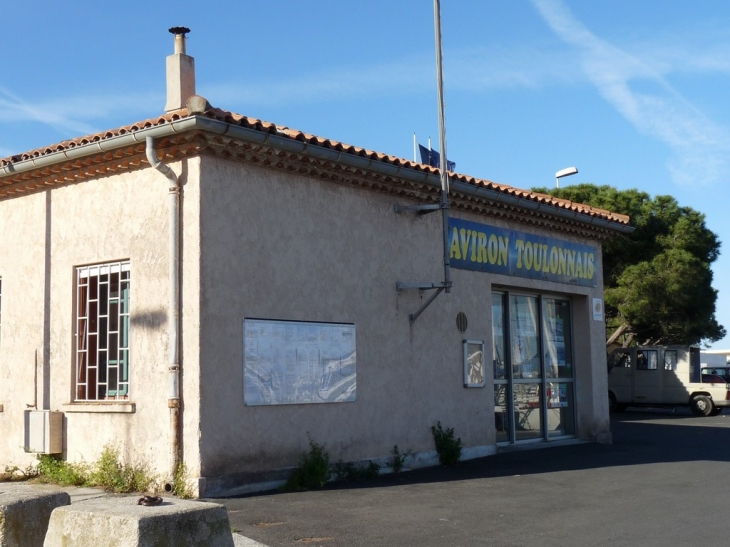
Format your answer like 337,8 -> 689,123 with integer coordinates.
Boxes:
0,116 -> 634,234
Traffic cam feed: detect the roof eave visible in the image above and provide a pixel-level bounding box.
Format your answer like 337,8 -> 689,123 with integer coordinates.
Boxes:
0,115 -> 634,234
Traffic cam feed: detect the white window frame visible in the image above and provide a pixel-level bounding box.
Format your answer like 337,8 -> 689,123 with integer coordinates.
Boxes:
74,261 -> 130,402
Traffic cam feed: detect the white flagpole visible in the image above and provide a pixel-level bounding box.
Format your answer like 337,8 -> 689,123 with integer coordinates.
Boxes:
413,133 -> 417,163
434,1 -> 449,190
434,0 -> 451,292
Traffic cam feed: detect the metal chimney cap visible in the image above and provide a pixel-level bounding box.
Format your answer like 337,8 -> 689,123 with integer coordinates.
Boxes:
169,27 -> 190,36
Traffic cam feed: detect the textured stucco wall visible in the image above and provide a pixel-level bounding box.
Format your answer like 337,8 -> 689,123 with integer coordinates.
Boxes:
0,159 -> 203,486
0,191 -> 47,467
196,155 -> 609,485
0,150 -> 610,495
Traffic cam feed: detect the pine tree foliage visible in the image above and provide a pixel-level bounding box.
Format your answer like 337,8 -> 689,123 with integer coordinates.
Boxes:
532,184 -> 725,346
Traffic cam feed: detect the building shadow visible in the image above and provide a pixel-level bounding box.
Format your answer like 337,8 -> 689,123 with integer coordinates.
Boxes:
231,408 -> 730,498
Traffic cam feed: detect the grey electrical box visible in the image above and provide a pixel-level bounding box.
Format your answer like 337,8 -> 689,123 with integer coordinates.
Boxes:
24,410 -> 63,454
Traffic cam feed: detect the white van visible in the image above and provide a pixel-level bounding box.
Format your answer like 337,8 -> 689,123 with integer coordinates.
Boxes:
607,345 -> 730,416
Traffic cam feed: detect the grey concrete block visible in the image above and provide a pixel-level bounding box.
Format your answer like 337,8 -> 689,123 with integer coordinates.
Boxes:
43,496 -> 235,547
0,486 -> 71,547
232,534 -> 269,547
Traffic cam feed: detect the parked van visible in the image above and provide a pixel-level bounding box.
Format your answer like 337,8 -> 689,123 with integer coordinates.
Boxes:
607,346 -> 730,416
701,367 -> 730,383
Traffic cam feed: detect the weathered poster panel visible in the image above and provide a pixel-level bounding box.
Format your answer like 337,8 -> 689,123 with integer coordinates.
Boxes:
244,319 -> 356,406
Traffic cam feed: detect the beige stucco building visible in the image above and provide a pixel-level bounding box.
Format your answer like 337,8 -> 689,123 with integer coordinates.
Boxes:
0,31 -> 631,497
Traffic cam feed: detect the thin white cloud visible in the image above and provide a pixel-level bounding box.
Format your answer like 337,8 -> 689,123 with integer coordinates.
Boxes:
0,85 -> 99,136
203,55 -> 433,108
0,85 -> 160,138
204,46 -> 585,109
530,0 -> 730,186
447,45 -> 582,90
631,41 -> 730,76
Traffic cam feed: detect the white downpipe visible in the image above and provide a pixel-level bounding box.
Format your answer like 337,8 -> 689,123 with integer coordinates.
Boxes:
145,137 -> 181,487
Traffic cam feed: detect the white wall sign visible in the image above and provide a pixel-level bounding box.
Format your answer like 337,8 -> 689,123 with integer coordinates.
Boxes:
593,298 -> 604,321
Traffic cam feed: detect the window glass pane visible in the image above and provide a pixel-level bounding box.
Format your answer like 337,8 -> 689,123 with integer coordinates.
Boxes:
615,352 -> 631,368
543,298 -> 573,379
121,283 -> 130,314
99,317 -> 108,349
664,350 -> 677,371
108,366 -> 118,393
109,301 -> 119,332
109,333 -> 118,356
88,335 -> 97,365
647,350 -> 658,370
636,350 -> 657,370
547,382 -> 575,437
510,295 -> 540,379
494,384 -> 510,443
98,353 -> 107,382
89,301 -> 98,334
89,276 -> 98,300
110,272 -> 119,299
514,383 -> 542,440
88,367 -> 98,400
99,282 -> 108,315
492,293 -> 506,380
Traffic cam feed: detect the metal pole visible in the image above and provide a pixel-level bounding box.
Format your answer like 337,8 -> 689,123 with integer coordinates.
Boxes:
434,0 -> 451,293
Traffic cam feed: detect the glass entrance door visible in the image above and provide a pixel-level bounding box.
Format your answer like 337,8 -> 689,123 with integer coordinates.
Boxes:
492,295 -> 510,443
510,294 -> 543,441
492,291 -> 575,444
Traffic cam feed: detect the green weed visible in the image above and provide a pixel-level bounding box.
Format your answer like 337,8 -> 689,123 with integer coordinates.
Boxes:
284,439 -> 331,491
88,445 -> 155,493
170,462 -> 194,499
390,445 -> 413,473
31,445 -> 157,494
35,455 -> 90,486
333,460 -> 380,482
431,421 -> 462,465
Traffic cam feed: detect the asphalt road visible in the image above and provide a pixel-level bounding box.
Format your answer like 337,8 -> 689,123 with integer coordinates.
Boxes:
215,408 -> 730,547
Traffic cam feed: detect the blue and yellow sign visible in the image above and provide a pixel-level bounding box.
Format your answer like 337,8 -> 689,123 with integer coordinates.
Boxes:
448,217 -> 597,287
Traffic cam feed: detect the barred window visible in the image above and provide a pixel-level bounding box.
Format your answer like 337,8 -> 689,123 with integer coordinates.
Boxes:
75,262 -> 130,401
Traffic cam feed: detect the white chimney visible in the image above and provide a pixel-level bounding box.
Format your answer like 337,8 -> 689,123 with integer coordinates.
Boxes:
165,27 -> 195,112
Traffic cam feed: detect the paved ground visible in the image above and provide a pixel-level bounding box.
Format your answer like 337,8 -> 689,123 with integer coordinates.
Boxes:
214,408 -> 730,547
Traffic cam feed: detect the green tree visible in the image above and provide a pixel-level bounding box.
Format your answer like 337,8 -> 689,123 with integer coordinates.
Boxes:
531,184 -> 725,346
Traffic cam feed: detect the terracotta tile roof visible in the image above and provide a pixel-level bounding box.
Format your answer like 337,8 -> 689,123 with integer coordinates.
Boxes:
0,107 -> 630,227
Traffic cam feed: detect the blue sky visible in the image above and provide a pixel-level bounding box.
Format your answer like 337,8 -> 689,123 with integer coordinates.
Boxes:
3,1 -> 730,348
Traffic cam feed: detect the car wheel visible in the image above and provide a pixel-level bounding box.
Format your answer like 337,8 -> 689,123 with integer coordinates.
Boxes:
608,392 -> 626,413
710,407 -> 723,416
690,395 -> 714,417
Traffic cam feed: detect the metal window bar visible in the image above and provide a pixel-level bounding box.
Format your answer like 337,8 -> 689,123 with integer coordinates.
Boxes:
75,262 -> 130,401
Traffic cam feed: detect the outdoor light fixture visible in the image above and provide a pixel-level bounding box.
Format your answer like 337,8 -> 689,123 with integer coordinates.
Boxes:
555,166 -> 578,188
